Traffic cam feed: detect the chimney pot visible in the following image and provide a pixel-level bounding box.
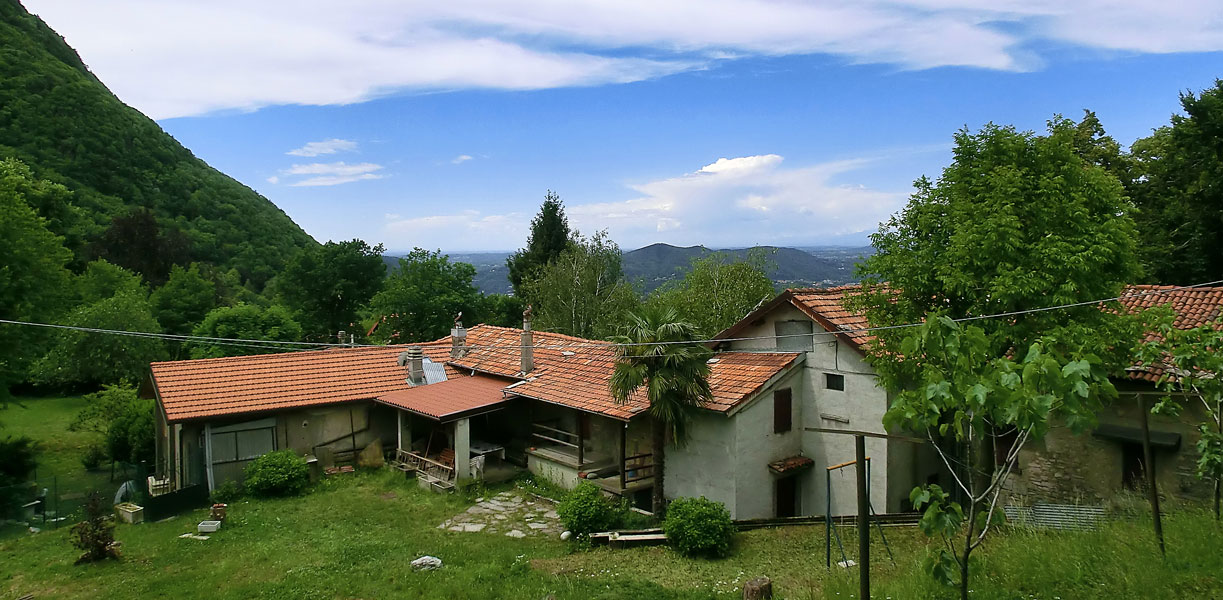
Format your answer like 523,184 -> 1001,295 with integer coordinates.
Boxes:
402,346 -> 425,385
451,312 -> 468,359
521,305 -> 534,374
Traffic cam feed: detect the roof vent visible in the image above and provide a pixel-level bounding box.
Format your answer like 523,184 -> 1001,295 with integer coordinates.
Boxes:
451,313 -> 468,358
706,358 -> 720,364
399,346 -> 425,386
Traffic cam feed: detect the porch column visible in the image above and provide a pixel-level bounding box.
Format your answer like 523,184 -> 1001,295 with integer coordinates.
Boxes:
397,411 -> 412,451
455,418 -> 471,480
204,423 -> 215,493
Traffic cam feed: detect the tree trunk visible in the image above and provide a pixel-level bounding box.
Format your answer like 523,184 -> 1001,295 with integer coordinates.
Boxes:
742,577 -> 773,599
652,418 -> 666,517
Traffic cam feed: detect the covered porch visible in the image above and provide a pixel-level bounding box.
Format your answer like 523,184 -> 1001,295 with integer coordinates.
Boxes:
522,401 -> 655,501
375,375 -> 520,490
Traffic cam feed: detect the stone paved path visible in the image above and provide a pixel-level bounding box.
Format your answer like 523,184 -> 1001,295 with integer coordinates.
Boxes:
437,490 -> 562,538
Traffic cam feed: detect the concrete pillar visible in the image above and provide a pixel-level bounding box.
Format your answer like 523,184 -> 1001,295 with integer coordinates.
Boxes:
397,411 -> 412,452
455,418 -> 471,480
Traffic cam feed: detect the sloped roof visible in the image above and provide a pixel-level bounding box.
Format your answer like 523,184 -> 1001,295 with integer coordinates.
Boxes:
375,374 -> 512,421
1118,285 -> 1223,382
152,341 -> 452,422
712,285 -> 874,353
508,349 -> 802,420
447,325 -> 595,378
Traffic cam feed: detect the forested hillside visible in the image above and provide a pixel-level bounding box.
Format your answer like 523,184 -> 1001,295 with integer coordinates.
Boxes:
0,0 -> 315,287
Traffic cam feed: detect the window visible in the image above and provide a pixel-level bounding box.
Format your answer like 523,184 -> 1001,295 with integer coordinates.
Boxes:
773,389 -> 792,434
825,373 -> 845,391
775,321 -> 814,351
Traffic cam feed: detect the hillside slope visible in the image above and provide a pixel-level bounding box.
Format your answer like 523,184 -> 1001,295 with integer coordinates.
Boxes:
622,243 -> 868,293
0,1 -> 315,286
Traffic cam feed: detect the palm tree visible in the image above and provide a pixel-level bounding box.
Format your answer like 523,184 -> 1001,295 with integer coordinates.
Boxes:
609,306 -> 713,516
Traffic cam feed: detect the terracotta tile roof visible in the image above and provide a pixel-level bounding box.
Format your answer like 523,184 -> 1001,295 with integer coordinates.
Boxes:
789,286 -> 874,350
374,374 -> 512,421
508,350 -> 801,420
768,455 -> 815,474
152,341 -> 452,422
1118,285 -> 1223,382
447,325 -> 595,378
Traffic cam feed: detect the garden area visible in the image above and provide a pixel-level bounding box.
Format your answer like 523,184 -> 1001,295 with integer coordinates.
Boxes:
3,396 -> 1223,599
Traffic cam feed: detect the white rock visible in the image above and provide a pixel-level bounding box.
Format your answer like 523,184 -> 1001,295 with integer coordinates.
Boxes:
560,531 -> 572,541
411,556 -> 443,571
505,530 -> 526,538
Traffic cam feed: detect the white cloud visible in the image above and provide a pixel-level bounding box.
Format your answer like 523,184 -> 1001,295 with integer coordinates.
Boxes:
287,138 -> 358,157
379,153 -> 907,250
279,161 -> 385,187
451,154 -> 474,164
266,175 -> 279,184
23,1 -> 1223,119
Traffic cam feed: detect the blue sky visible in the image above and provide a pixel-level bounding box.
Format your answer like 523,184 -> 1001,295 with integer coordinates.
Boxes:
24,1 -> 1223,253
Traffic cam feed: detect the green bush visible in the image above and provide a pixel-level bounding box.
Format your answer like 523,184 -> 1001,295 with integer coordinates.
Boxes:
557,481 -> 617,538
81,442 -> 106,470
211,480 -> 243,503
243,450 -> 309,497
663,496 -> 735,558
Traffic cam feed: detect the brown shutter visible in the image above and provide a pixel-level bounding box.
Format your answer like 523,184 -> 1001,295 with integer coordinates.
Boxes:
773,389 -> 792,434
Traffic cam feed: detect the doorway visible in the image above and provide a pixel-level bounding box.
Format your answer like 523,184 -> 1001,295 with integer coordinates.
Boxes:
776,475 -> 799,518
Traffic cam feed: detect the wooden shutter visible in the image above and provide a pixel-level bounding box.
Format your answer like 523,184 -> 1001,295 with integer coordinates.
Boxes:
773,389 -> 792,434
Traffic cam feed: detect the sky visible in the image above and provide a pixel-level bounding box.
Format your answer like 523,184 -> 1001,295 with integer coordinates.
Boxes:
23,1 -> 1223,253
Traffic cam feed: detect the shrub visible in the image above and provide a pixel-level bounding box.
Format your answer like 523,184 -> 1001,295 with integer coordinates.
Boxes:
81,442 -> 107,470
0,436 -> 38,518
243,450 -> 309,497
71,491 -> 120,564
663,496 -> 735,558
557,481 -> 617,538
211,480 -> 243,503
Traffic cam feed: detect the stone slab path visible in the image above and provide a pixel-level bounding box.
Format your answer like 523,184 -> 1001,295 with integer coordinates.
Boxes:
437,490 -> 562,538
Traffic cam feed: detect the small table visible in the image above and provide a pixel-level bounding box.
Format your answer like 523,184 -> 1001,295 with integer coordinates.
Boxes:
469,440 -> 505,460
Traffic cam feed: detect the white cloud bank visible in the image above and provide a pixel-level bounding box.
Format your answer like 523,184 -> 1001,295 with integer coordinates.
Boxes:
275,161 -> 385,187
381,153 -> 906,251
23,0 -> 1223,119
287,138 -> 358,157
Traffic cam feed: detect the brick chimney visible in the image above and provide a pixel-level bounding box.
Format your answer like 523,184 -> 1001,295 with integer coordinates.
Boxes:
520,305 -> 534,374
451,312 -> 468,359
400,346 -> 425,386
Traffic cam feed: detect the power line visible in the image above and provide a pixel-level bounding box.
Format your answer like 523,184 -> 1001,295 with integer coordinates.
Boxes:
1,280 -> 1220,354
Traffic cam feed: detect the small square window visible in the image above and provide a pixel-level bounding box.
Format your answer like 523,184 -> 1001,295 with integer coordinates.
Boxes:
825,373 -> 845,391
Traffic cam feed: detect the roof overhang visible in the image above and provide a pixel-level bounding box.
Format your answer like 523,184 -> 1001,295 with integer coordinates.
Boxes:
723,352 -> 807,417
374,375 -> 513,423
710,291 -> 866,355
1092,423 -> 1181,450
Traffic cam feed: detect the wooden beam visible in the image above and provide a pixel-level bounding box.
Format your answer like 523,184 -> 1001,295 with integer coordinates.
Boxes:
804,427 -> 924,443
619,424 -> 627,492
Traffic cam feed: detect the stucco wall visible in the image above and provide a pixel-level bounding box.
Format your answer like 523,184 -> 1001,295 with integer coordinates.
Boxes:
730,368 -> 805,519
667,409 -> 740,515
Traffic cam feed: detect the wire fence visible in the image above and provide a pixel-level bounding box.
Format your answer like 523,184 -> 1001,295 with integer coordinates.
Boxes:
0,461 -> 146,539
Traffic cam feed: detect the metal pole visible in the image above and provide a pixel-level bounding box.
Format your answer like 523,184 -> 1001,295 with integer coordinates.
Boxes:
825,467 -> 832,568
1139,397 -> 1165,556
856,435 -> 870,600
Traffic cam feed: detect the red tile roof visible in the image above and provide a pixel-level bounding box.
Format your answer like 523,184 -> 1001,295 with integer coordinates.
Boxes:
374,375 -> 512,421
447,325 -> 596,378
508,349 -> 801,420
1118,285 -> 1223,382
768,455 -> 815,474
789,286 -> 874,350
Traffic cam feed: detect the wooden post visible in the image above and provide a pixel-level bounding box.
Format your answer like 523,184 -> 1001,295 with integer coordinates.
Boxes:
619,423 -> 627,492
1138,397 -> 1165,556
577,417 -> 585,467
855,435 -> 870,600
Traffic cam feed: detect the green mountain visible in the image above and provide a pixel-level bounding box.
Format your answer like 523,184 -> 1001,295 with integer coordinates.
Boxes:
0,1 -> 315,287
622,243 -> 870,293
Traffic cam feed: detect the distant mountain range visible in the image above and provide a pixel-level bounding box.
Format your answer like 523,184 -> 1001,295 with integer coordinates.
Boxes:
384,244 -> 874,295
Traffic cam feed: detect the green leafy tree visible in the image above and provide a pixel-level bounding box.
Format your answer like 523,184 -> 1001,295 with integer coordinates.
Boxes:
0,167 -> 73,401
650,251 -> 775,337
368,249 -> 482,342
1129,80 -> 1223,284
507,191 -> 571,296
0,158 -> 89,268
879,316 -> 1116,600
189,304 -> 303,359
275,239 -> 386,340
91,208 -> 192,286
0,435 -> 38,517
1135,308 -> 1223,519
609,306 -> 713,516
32,290 -> 165,390
856,117 -> 1142,361
523,230 -> 639,340
70,383 -> 139,435
76,259 -> 144,305
150,263 -> 217,335
478,293 -> 527,329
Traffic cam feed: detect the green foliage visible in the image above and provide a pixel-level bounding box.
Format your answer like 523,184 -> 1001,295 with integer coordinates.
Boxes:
507,190 -> 571,296
211,480 -> 244,504
662,496 -> 734,558
0,2 -> 316,288
76,259 -> 144,305
150,263 -> 217,335
649,251 -> 775,337
856,116 -> 1141,361
70,491 -> 119,564
0,435 -> 38,517
610,306 -> 712,515
91,208 -> 191,286
31,289 -> 167,389
243,450 -> 310,497
523,230 -> 640,340
80,441 -> 106,471
478,293 -> 527,329
369,248 -> 482,342
274,239 -> 386,340
0,161 -> 73,401
1129,80 -> 1223,284
557,481 -> 618,538
189,303 -> 303,358
70,383 -> 138,435
105,397 -> 155,466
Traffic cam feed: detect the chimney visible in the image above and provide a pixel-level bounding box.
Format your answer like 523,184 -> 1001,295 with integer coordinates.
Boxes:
337,330 -> 347,345
451,312 -> 468,359
520,305 -> 534,374
400,346 -> 425,386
